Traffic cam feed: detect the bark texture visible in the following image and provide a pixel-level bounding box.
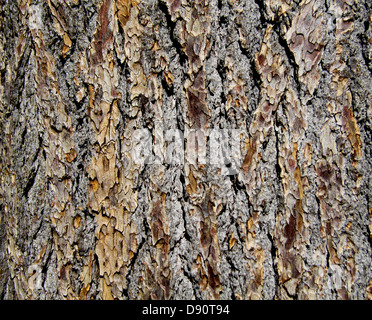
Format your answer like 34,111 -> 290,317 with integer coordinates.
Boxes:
0,0 -> 372,299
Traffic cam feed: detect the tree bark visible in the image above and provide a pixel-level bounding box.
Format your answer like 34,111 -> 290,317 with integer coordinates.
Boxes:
0,0 -> 371,300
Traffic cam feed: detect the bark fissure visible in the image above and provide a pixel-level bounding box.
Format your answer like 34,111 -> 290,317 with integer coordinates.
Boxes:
267,230 -> 279,293
275,27 -> 302,95
359,16 -> 372,76
158,0 -> 187,67
23,166 -> 39,197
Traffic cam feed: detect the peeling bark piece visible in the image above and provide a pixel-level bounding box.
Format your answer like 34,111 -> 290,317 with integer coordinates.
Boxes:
116,0 -> 132,28
285,0 -> 325,94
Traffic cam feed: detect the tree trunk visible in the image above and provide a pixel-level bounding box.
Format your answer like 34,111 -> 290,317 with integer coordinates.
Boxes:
0,0 -> 371,300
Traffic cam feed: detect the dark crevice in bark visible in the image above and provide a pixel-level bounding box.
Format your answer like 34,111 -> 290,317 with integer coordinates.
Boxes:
358,18 -> 372,76
23,166 -> 39,197
250,58 -> 263,97
169,230 -> 182,253
267,230 -> 279,298
181,204 -> 192,242
229,174 -> 247,197
20,126 -> 27,146
216,59 -> 228,112
161,77 -> 175,97
82,207 -> 95,219
348,80 -> 357,115
315,194 -> 322,227
226,255 -> 239,272
178,170 -> 192,242
8,35 -> 31,117
252,0 -> 268,29
282,280 -> 298,300
124,234 -> 146,298
158,0 -> 187,67
41,245 -> 53,289
175,98 -> 185,131
32,211 -> 45,241
219,15 -> 228,26
273,101 -> 285,299
225,255 -> 239,300
237,38 -> 263,95
274,103 -> 284,182
274,27 -> 302,94
216,58 -> 227,84
32,135 -> 44,165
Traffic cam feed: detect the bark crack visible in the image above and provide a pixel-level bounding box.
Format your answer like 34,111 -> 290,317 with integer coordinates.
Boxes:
252,0 -> 268,28
358,18 -> 372,76
179,172 -> 192,242
237,39 -> 263,95
41,243 -> 53,289
23,165 -> 39,197
123,231 -> 146,298
273,101 -> 285,298
282,279 -> 298,300
267,230 -> 279,298
158,0 -> 187,67
274,27 -> 302,95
